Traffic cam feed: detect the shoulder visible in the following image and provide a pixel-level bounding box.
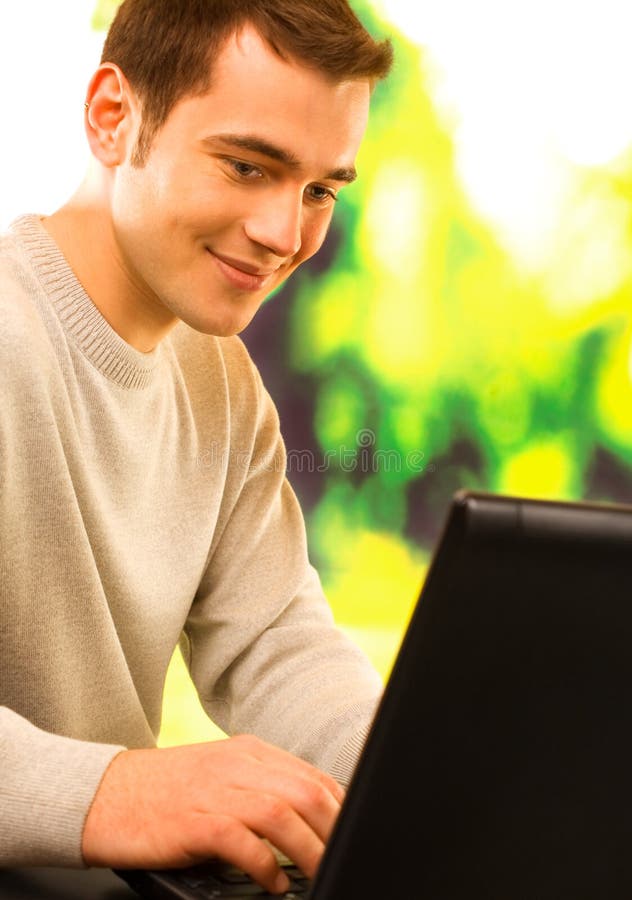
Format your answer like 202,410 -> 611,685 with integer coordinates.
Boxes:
0,230 -> 40,310
170,326 -> 268,409
169,326 -> 280,446
0,230 -> 57,369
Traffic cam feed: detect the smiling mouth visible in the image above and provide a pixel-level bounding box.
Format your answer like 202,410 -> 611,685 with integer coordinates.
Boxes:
208,250 -> 278,291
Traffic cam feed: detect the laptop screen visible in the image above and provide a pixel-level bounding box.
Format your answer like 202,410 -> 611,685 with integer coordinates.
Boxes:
313,491 -> 632,899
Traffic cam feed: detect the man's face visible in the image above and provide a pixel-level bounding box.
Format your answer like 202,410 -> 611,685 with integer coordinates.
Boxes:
109,26 -> 371,338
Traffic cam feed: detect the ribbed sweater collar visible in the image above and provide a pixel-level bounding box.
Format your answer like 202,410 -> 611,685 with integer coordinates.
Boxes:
10,214 -> 163,391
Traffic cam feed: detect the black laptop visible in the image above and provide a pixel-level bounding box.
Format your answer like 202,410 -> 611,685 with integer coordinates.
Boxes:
116,490 -> 632,899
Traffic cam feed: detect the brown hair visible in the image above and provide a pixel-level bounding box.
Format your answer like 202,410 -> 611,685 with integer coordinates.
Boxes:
101,0 -> 393,166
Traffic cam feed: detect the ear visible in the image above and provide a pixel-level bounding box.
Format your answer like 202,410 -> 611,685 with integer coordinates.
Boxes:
84,63 -> 139,167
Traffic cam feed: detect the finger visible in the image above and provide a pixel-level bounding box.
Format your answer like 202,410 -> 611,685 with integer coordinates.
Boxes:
224,739 -> 344,842
187,814 -> 290,895
248,767 -> 342,845
236,790 -> 326,879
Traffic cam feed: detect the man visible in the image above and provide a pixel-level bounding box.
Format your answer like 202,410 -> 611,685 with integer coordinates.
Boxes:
0,0 -> 392,894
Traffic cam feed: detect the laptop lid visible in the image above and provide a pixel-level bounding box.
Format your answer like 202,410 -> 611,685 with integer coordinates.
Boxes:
312,490 -> 632,899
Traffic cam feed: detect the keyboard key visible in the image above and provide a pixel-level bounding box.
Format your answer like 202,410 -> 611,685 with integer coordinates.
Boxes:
216,868 -> 255,885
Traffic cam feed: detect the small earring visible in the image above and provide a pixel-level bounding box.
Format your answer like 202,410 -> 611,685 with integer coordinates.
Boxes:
84,102 -> 90,110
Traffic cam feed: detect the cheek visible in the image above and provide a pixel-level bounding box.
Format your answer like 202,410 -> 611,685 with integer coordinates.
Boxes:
111,169 -> 164,245
114,159 -> 200,231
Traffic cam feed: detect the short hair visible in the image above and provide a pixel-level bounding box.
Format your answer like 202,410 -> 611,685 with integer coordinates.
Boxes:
100,0 -> 394,166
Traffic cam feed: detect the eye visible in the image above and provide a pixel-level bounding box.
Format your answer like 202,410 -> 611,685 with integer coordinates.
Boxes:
226,158 -> 263,180
305,183 -> 338,205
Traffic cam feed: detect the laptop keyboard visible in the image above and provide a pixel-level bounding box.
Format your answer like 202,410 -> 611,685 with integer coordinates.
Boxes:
115,860 -> 312,899
177,861 -> 310,897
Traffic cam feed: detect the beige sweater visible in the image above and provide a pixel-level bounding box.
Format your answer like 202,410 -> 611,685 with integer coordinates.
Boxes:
0,215 -> 382,868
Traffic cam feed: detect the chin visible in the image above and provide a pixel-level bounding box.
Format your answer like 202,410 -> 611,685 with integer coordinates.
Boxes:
178,307 -> 258,338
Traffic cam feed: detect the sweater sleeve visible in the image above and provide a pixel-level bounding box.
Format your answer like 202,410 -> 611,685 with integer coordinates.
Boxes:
0,245 -> 127,867
180,339 -> 383,786
0,707 -> 125,866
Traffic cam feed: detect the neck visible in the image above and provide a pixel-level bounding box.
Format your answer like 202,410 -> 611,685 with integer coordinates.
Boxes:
42,174 -> 178,353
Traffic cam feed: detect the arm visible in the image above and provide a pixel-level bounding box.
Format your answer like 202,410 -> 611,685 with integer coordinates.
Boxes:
0,706 -> 124,867
181,338 -> 383,783
0,276 -> 127,869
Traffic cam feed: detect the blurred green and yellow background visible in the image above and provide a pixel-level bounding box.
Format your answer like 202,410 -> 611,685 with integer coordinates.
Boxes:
4,0 -> 632,745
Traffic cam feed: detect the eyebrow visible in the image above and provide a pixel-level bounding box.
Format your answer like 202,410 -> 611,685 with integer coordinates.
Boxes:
202,133 -> 358,184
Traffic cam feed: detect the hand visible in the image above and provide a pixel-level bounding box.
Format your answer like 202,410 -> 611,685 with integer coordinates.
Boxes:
82,735 -> 345,894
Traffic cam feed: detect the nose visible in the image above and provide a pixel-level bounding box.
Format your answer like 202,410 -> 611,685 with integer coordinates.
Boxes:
244,190 -> 303,259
